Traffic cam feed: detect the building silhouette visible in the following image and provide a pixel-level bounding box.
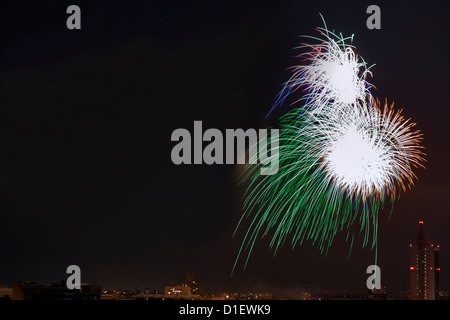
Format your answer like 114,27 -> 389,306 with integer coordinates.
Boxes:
434,244 -> 440,299
164,272 -> 206,299
410,221 -> 439,300
11,281 -> 101,300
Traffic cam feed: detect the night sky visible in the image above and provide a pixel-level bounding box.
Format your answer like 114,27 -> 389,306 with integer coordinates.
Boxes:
0,0 -> 449,297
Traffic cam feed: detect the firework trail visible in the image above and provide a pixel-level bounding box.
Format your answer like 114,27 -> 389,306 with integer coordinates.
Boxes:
233,19 -> 425,272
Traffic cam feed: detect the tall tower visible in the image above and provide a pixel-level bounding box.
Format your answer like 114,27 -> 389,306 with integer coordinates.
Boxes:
435,244 -> 441,300
409,221 -> 436,300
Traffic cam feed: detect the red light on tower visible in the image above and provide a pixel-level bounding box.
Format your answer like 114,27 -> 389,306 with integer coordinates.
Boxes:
419,220 -> 424,224
410,267 -> 415,270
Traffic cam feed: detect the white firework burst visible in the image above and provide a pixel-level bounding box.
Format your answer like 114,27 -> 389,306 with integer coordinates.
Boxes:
233,17 -> 426,272
315,99 -> 425,198
268,20 -> 374,117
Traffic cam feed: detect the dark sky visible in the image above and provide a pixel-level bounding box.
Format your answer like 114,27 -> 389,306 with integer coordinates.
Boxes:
0,0 -> 449,297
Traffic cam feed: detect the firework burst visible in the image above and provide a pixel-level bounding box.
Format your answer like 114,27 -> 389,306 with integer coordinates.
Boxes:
319,99 -> 425,198
233,19 -> 425,272
268,19 -> 374,117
